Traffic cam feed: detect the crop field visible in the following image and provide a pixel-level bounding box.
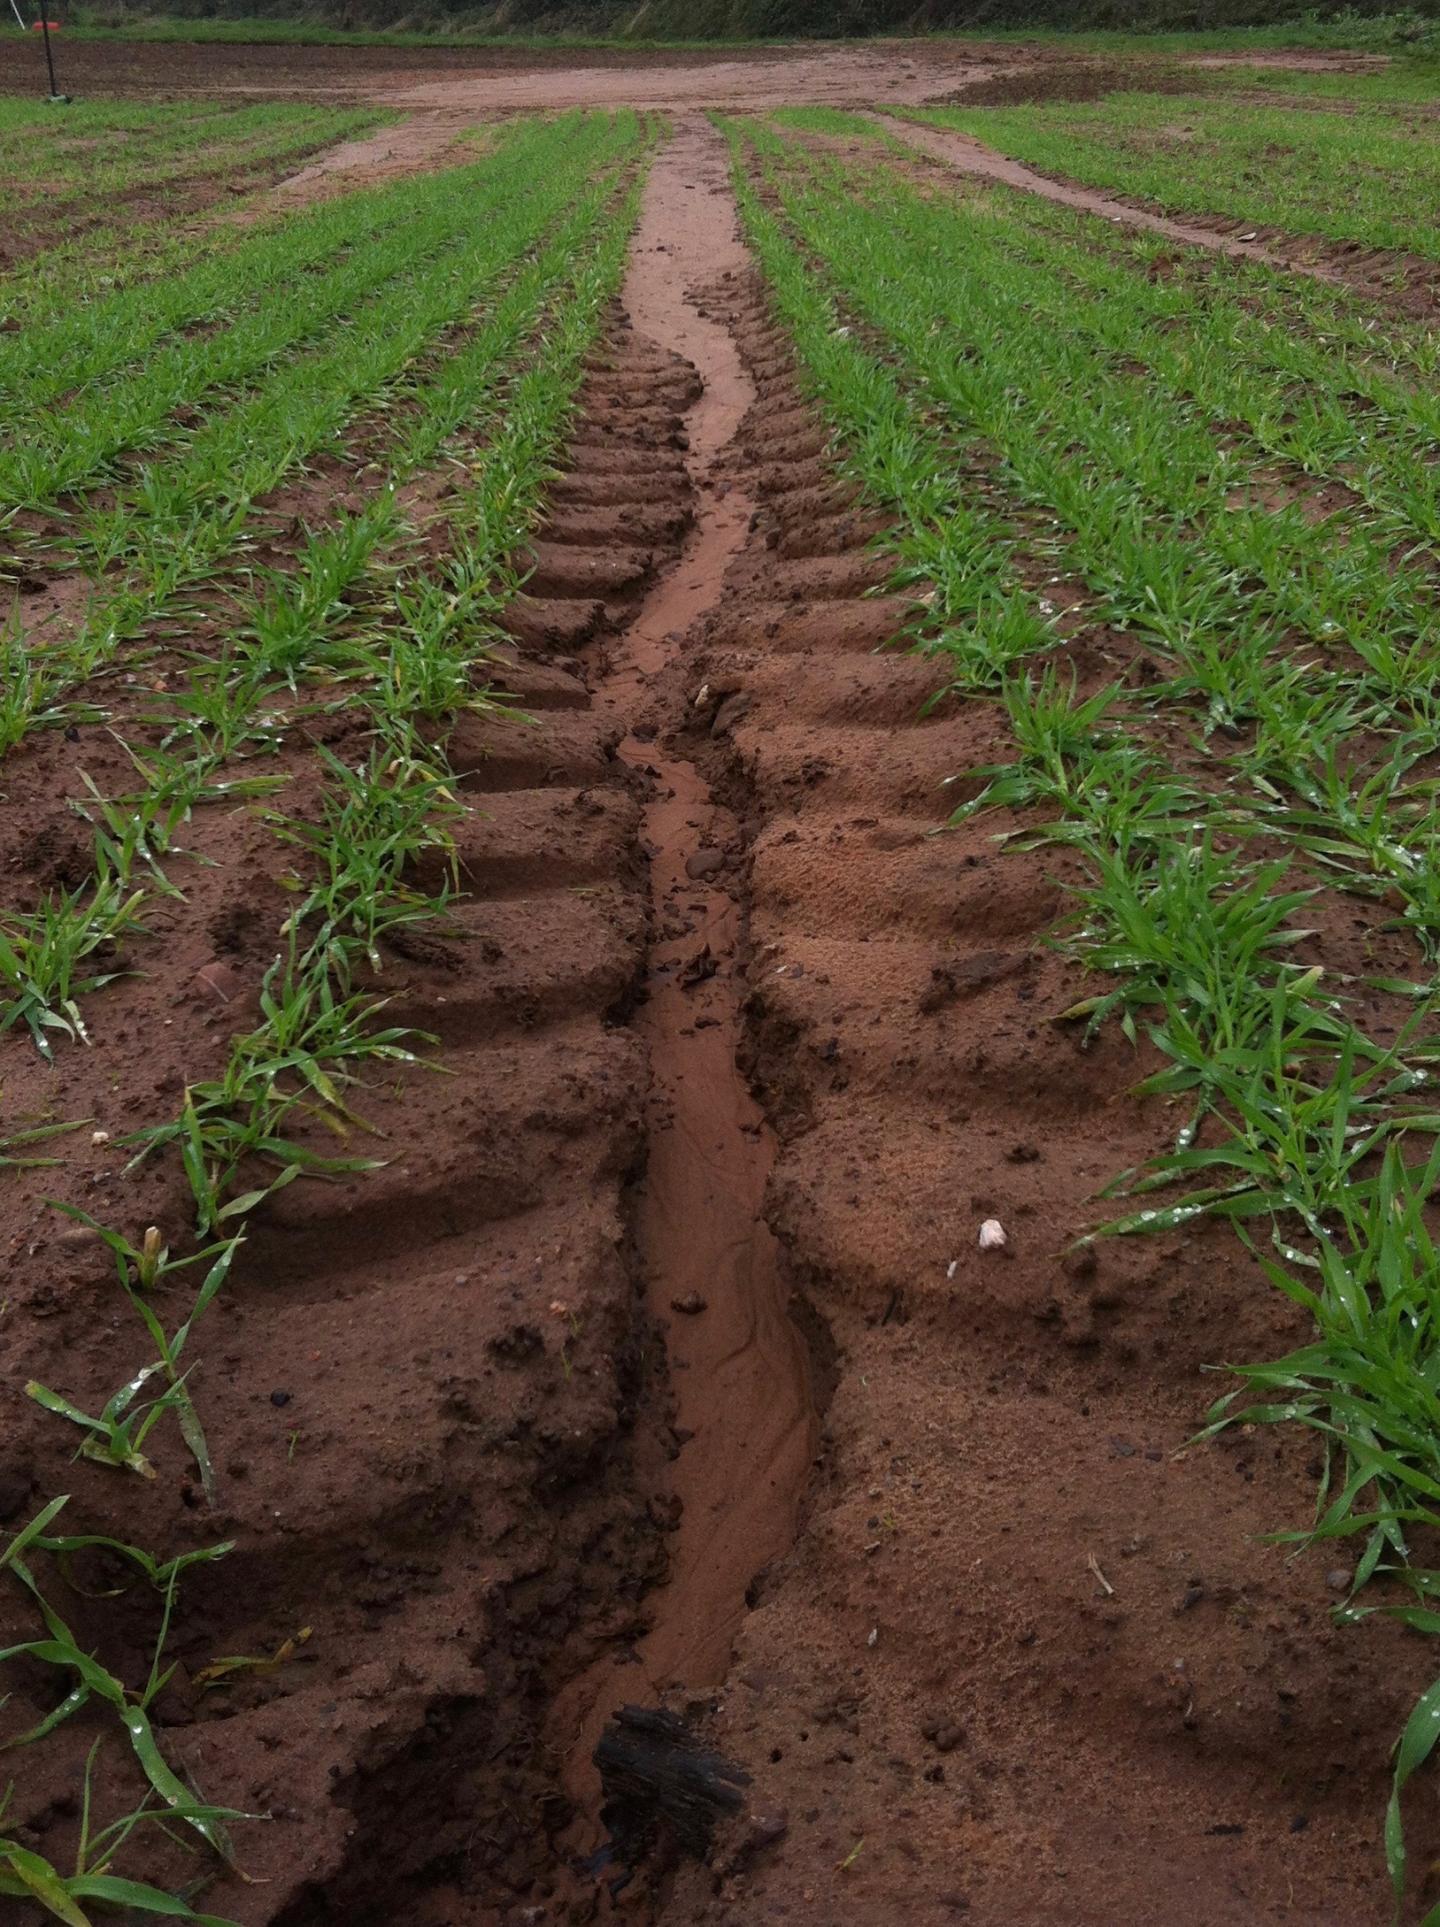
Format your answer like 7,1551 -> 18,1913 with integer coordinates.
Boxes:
0,98 -> 383,276
904,82 -> 1440,255
2,29 -> 1440,1927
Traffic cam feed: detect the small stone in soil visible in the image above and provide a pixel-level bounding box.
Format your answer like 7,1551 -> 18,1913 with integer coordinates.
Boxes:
685,848 -> 725,879
670,1292 -> 707,1315
270,1390 -> 291,1408
193,960 -> 242,1006
680,945 -> 718,987
743,1805 -> 788,1851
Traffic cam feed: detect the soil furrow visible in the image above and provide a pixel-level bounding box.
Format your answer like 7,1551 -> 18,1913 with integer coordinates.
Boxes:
640,261 -> 1414,1927
270,126 -> 826,1921
536,121 -> 823,1868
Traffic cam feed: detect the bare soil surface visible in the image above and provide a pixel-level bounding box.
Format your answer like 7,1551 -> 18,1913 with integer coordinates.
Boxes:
0,32 -> 1023,107
264,113 -> 477,200
0,31 -> 1377,114
0,37 -> 1429,1925
651,252 -> 1415,1926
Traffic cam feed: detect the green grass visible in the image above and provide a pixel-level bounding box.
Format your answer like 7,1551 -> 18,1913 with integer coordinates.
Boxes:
62,9 -> 762,45
0,97 -> 381,261
899,86 -> 1440,256
1202,56 -> 1440,101
51,7 -> 1440,52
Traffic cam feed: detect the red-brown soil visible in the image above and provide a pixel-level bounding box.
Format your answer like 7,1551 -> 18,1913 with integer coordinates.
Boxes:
649,256 -> 1422,1925
0,351 -> 685,1921
0,46 -> 1432,1927
0,31 -> 1379,115
0,32 -> 1021,108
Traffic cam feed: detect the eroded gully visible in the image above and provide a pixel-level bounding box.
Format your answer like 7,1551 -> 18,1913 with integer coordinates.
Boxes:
549,121 -> 818,1825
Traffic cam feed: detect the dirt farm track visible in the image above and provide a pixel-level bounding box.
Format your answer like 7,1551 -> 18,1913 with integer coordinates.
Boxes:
0,26 -> 1430,1927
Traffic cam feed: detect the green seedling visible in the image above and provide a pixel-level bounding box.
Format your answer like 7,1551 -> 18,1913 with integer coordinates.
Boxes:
0,1752 -> 244,1927
1,1499 -> 241,1865
0,879 -> 146,1059
35,1210 -> 242,1498
0,1117 -> 91,1171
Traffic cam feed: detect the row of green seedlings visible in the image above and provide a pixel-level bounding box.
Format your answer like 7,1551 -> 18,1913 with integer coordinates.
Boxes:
772,106 -> 1440,493
0,115 -> 645,1065
854,129 -> 1440,552
6,129 -> 647,1463
723,113 -> 1440,1918
0,100 -> 273,216
0,99 -> 327,174
1,104 -> 381,236
893,92 -> 1440,261
0,153 -> 645,1923
0,124 -> 545,493
732,118 -> 1440,979
1,114 -> 625,677
0,112 -> 635,761
0,131 -> 363,341
742,117 -> 1440,1119
748,114 -> 1440,730
0,113 -> 383,263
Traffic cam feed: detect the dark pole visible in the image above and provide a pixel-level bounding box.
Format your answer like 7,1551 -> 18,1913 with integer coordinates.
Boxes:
38,10 -> 68,102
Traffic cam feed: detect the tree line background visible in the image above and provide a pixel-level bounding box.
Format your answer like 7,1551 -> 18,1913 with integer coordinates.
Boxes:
72,0 -> 1440,50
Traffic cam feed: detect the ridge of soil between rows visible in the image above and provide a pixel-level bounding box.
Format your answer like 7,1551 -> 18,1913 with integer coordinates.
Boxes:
645,260 -> 1425,1925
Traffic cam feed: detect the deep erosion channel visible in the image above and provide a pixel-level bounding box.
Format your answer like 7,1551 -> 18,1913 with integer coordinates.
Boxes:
545,120 -> 820,1844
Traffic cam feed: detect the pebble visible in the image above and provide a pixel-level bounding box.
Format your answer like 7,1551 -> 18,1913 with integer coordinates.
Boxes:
743,1805 -> 789,1851
193,960 -> 242,1007
270,1389 -> 291,1408
1325,1567 -> 1352,1592
978,1218 -> 1007,1251
670,1291 -> 707,1315
684,848 -> 725,880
